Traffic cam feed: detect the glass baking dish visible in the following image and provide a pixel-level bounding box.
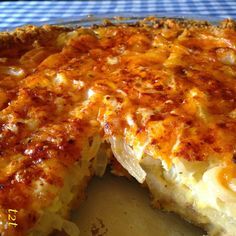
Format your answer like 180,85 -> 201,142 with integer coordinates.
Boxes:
43,12 -> 221,28
5,12 -> 222,31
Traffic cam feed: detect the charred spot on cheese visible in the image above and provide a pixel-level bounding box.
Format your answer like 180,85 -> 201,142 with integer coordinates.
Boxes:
233,151 -> 236,164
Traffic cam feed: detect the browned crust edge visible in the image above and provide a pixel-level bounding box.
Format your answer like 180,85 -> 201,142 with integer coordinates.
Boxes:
0,17 -> 236,51
152,198 -> 209,232
151,195 -> 225,236
0,25 -> 71,51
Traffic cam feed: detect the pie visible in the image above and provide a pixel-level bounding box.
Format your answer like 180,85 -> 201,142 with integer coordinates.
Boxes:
0,17 -> 235,236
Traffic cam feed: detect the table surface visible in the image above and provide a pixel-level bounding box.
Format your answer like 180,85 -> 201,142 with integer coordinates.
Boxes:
1,0 -> 236,30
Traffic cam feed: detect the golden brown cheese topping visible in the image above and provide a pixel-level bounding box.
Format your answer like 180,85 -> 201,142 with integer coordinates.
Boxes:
0,19 -> 235,235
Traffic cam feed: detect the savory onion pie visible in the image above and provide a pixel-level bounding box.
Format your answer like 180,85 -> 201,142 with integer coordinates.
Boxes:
0,17 -> 235,236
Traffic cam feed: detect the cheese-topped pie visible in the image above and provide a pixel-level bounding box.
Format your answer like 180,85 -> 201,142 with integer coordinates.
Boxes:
0,17 -> 235,236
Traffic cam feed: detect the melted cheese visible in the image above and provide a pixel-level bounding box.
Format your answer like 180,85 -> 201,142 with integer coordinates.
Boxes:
0,18 -> 235,235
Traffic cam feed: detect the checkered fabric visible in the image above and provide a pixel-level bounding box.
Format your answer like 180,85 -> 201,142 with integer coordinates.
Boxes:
0,0 -> 236,30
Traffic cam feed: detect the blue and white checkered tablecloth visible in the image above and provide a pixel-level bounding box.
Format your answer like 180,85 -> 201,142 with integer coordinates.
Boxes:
0,0 -> 236,30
